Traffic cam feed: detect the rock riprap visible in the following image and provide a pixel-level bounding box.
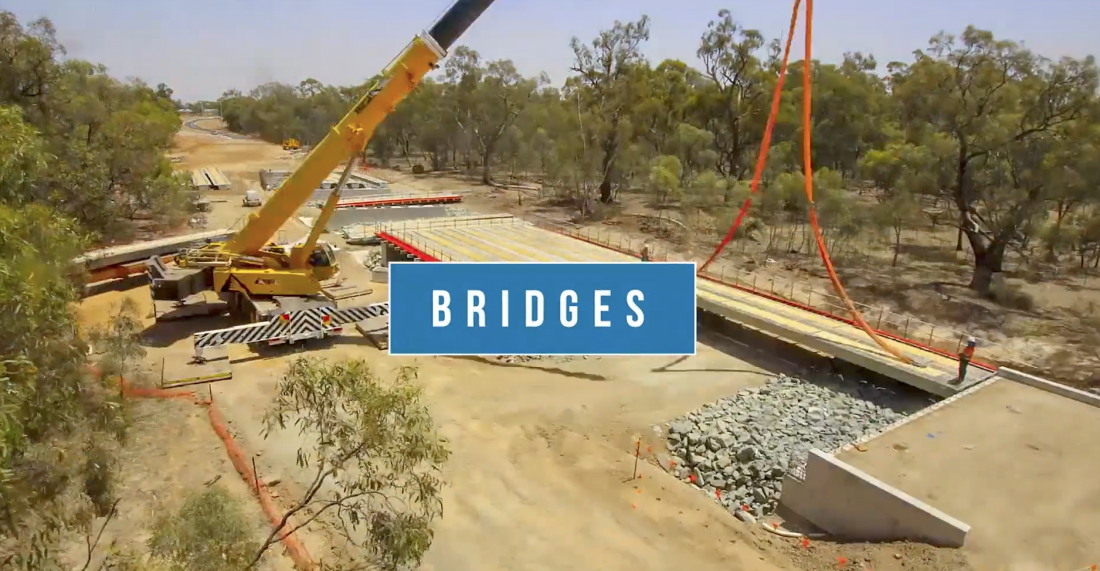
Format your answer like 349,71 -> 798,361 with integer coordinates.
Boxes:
664,374 -> 918,516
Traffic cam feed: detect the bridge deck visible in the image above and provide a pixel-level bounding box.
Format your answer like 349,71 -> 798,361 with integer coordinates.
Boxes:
378,217 -> 994,396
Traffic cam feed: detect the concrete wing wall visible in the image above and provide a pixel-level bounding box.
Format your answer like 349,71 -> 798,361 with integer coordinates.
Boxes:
779,449 -> 970,547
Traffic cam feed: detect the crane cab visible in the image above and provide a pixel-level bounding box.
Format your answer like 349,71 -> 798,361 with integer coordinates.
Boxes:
307,242 -> 339,270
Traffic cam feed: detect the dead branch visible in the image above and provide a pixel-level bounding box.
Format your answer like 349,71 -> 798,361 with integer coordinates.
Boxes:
82,499 -> 121,571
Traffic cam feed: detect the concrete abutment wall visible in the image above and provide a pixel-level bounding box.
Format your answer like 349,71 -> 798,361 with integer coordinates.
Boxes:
780,450 -> 971,547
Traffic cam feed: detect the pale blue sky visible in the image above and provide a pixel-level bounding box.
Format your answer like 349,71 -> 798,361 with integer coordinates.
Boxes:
5,0 -> 1097,102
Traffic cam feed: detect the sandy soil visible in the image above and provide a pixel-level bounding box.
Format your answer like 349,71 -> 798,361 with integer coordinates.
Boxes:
840,380 -> 1100,571
204,335 -> 794,571
73,124 -> 1040,571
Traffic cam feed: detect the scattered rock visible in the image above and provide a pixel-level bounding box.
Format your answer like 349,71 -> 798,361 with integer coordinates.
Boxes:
669,421 -> 693,435
496,355 -> 545,364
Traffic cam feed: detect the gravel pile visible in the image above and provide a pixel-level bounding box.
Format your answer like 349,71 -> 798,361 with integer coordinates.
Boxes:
665,373 -> 930,517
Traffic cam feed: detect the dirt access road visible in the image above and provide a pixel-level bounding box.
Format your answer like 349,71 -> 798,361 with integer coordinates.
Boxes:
173,117 -> 301,232
91,124 -> 978,571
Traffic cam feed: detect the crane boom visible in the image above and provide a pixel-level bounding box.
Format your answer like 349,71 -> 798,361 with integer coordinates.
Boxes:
150,0 -> 498,305
225,0 -> 497,256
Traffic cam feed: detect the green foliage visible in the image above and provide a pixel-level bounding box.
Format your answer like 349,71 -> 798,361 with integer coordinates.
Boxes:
211,10 -> 1100,287
445,47 -> 541,183
892,26 -> 1099,288
647,155 -> 682,205
873,188 -> 923,266
0,201 -> 132,567
0,12 -> 188,241
88,298 -> 148,381
0,105 -> 46,202
696,9 -> 772,181
149,485 -> 259,571
0,13 -> 177,563
258,358 -> 450,571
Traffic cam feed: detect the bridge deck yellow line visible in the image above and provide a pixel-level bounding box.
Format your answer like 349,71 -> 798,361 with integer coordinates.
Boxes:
448,227 -> 563,262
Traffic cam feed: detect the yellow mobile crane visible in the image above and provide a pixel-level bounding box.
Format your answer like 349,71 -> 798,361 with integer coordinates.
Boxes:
147,0 -> 498,358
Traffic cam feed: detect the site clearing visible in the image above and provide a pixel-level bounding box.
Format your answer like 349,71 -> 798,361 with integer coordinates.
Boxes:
7,0 -> 1100,569
74,103 -> 1099,571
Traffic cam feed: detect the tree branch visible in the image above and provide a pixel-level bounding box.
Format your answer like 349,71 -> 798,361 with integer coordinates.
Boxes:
80,499 -> 121,571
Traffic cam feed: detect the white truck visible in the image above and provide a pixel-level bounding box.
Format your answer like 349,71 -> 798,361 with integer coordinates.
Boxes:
242,189 -> 263,207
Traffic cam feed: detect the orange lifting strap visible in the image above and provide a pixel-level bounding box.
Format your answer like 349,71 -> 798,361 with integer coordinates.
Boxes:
698,0 -> 915,366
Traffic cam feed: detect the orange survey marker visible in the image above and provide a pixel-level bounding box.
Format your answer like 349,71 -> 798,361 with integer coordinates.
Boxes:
632,440 -> 642,480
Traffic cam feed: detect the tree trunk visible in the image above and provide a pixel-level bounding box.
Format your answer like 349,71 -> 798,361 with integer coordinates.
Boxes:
481,155 -> 492,186
598,178 -> 613,204
892,228 -> 901,267
969,241 -> 1005,293
481,139 -> 499,186
954,142 -> 996,292
599,120 -> 620,204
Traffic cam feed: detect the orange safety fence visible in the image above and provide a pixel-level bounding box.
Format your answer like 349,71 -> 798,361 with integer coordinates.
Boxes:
118,375 -> 316,570
699,0 -> 915,366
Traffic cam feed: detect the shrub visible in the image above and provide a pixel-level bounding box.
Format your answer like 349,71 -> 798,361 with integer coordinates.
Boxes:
149,486 -> 259,571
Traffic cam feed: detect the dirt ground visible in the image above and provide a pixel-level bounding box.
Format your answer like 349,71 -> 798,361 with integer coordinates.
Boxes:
839,380 -> 1100,571
173,118 -> 302,233
73,123 -> 1078,570
130,314 -> 975,571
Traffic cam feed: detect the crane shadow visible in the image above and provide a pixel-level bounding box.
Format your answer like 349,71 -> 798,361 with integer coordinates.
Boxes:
447,355 -> 609,381
649,354 -> 772,377
142,314 -> 243,348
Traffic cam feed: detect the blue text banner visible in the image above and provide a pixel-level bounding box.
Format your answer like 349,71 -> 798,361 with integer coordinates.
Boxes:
388,262 -> 697,356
